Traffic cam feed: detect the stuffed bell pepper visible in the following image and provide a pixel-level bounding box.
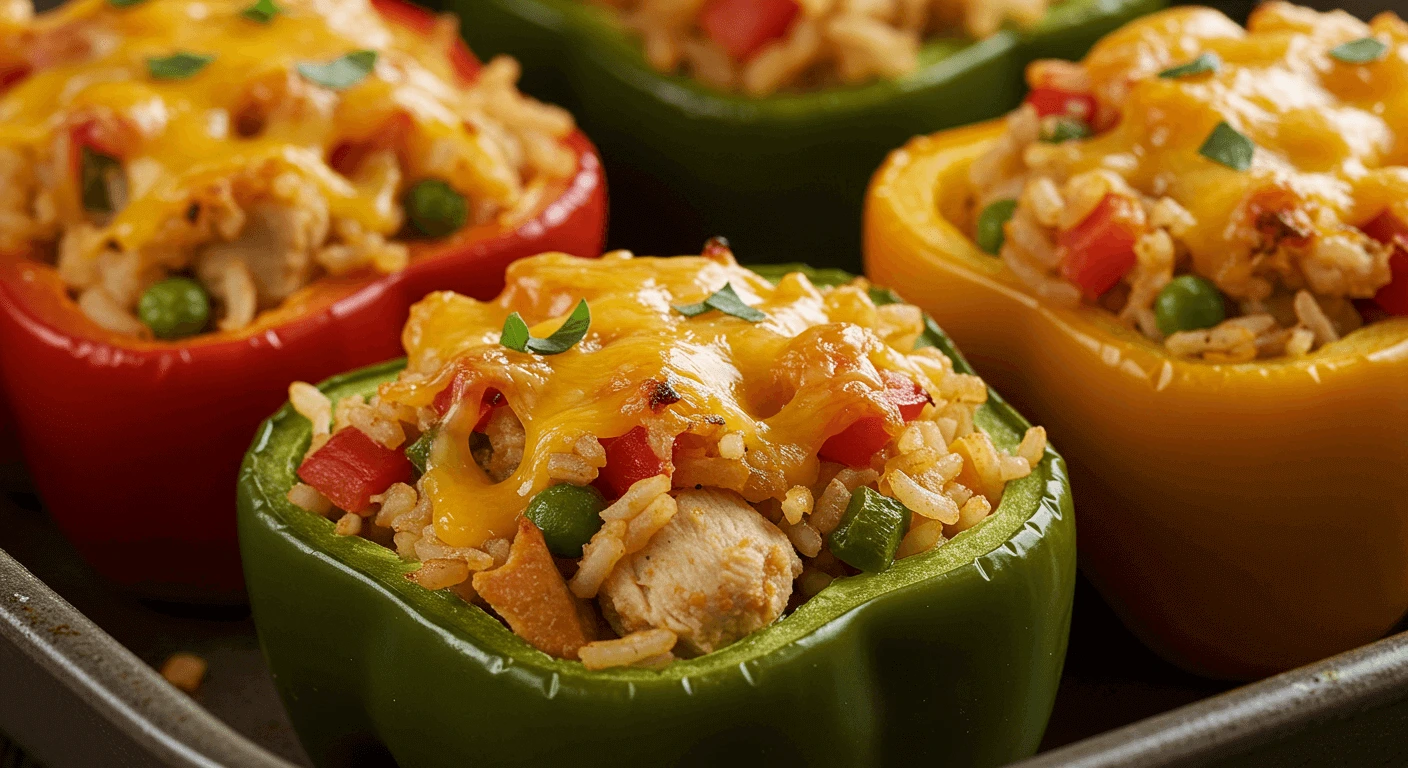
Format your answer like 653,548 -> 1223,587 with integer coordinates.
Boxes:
442,0 -> 1162,268
866,2 -> 1408,679
238,248 -> 1075,767
0,0 -> 606,598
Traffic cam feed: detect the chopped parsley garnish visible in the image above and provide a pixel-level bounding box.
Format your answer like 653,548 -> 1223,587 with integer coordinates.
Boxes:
241,0 -> 281,23
1040,117 -> 1091,143
1198,121 -> 1254,171
296,50 -> 377,90
672,283 -> 765,322
146,52 -> 215,80
1329,37 -> 1388,64
1158,52 -> 1220,79
500,299 -> 591,355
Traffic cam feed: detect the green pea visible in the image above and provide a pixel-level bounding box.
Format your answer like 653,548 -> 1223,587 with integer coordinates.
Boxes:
1154,275 -> 1226,336
976,199 -> 1017,255
524,483 -> 607,558
137,277 -> 210,339
403,179 -> 467,239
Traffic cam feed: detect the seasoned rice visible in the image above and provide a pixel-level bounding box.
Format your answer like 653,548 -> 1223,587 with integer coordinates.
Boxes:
967,3 -> 1407,361
288,249 -> 1049,667
595,0 -> 1061,95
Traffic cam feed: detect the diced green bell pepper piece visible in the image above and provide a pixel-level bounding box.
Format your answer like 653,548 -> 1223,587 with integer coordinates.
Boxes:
237,264 -> 1075,768
525,482 -> 607,558
404,429 -> 435,476
437,0 -> 1163,269
829,487 -> 912,573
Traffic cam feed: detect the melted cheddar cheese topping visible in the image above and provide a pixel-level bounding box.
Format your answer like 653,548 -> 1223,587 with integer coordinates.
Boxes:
1,0 -> 575,342
1023,2 -> 1408,299
378,251 -> 944,548
1,0 -> 547,250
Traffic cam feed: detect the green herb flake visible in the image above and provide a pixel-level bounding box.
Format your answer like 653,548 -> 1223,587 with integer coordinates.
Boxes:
672,283 -> 765,322
1158,52 -> 1220,79
1198,121 -> 1255,172
108,0 -> 148,8
296,50 -> 377,90
1040,116 -> 1091,143
146,52 -> 215,80
1329,37 -> 1388,64
241,0 -> 281,22
500,299 -> 591,355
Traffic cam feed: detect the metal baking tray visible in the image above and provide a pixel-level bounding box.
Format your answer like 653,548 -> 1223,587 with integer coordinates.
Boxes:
4,457 -> 1408,768
5,0 -> 1406,763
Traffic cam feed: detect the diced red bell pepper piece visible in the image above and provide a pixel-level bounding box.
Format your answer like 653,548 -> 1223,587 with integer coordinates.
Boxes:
881,370 -> 931,420
0,65 -> 30,94
819,373 -> 931,467
431,372 -> 504,430
597,426 -> 672,498
1025,87 -> 1097,122
818,416 -> 893,468
1362,210 -> 1408,247
1376,251 -> 1408,316
474,390 -> 505,432
699,0 -> 800,61
1359,210 -> 1408,316
431,369 -> 469,417
1059,193 -> 1142,301
298,428 -> 414,513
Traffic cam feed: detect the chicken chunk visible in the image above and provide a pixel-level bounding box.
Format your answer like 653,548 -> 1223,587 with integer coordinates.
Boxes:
197,199 -> 326,308
598,488 -> 802,656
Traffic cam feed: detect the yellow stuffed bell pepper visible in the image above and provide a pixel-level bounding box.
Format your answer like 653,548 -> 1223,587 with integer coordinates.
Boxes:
865,3 -> 1408,680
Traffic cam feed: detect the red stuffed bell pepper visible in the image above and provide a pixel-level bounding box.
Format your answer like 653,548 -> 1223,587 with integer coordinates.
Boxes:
0,0 -> 605,599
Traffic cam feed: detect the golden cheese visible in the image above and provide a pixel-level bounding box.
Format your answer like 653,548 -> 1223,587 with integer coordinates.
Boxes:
0,0 -> 519,255
379,251 -> 942,549
1023,2 -> 1408,298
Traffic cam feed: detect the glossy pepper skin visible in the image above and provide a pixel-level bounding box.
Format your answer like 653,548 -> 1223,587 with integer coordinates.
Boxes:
0,0 -> 607,601
864,121 -> 1408,680
439,0 -> 1162,270
237,265 -> 1075,768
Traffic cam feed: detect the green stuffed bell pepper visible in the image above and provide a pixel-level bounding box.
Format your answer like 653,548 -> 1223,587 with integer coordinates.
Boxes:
238,255 -> 1075,767
438,0 -> 1162,269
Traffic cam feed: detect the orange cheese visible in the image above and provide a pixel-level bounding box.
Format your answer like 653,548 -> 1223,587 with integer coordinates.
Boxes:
0,0 -> 516,254
379,251 -> 941,548
1024,2 -> 1408,294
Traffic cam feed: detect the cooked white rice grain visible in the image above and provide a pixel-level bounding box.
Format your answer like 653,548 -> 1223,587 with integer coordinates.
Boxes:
625,493 -> 678,553
718,431 -> 746,460
372,482 -> 417,528
896,519 -> 945,559
569,521 -> 627,598
600,474 -> 672,521
287,482 -> 332,515
810,478 -> 852,535
578,628 -> 678,670
1016,426 -> 1046,466
407,558 -> 470,590
548,453 -> 599,485
951,494 -> 992,534
334,512 -> 363,536
781,486 -> 813,525
890,470 -> 960,524
784,519 -> 823,558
